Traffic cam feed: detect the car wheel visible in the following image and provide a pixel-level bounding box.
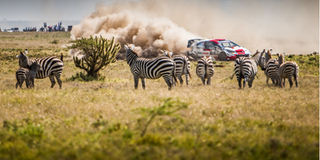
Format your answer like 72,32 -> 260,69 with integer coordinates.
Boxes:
218,52 -> 227,61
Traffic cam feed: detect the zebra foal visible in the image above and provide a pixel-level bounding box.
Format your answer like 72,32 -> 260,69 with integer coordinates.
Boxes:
16,61 -> 42,88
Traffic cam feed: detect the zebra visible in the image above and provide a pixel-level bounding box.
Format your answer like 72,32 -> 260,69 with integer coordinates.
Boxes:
16,61 -> 42,88
162,51 -> 191,85
264,50 -> 281,86
230,49 -> 265,80
196,57 -> 214,85
278,54 -> 299,88
234,50 -> 261,88
124,45 -> 177,90
17,50 -> 64,88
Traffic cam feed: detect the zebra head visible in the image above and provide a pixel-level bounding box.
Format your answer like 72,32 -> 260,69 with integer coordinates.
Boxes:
161,50 -> 173,58
124,44 -> 138,66
29,61 -> 42,72
17,51 -> 31,68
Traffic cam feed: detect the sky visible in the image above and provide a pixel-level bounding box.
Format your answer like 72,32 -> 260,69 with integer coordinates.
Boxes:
0,0 -> 318,53
0,0 -> 116,21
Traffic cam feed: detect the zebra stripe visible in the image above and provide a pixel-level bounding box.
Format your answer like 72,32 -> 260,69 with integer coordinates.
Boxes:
196,57 -> 214,85
279,61 -> 299,88
234,57 -> 258,88
124,45 -> 176,90
18,51 -> 64,88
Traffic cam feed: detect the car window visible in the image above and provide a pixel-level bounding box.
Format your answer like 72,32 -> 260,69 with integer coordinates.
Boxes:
205,41 -> 216,49
221,42 -> 231,48
196,42 -> 205,49
220,41 -> 239,48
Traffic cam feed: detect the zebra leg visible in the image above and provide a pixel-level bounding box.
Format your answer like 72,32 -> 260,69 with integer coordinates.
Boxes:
134,76 -> 139,89
31,79 -> 34,88
294,73 -> 298,87
207,77 -> 211,85
185,74 -> 189,86
243,78 -> 247,88
201,77 -> 205,85
283,78 -> 286,88
141,78 -> 146,89
163,75 -> 172,90
288,77 -> 293,88
271,78 -> 275,85
26,79 -> 30,88
49,75 -> 56,88
55,74 -> 62,89
266,77 -> 269,86
178,76 -> 183,86
237,78 -> 242,89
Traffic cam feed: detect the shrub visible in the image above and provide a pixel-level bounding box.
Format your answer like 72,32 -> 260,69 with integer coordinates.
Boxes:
70,36 -> 121,80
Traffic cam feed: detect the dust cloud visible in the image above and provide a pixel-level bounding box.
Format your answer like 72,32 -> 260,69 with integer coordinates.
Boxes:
71,0 -> 319,56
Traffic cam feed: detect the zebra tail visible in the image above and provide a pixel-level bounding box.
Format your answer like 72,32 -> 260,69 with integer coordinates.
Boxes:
60,53 -> 63,62
294,64 -> 299,79
173,62 -> 178,83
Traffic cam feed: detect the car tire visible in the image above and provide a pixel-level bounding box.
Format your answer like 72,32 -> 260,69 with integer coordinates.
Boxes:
218,52 -> 227,61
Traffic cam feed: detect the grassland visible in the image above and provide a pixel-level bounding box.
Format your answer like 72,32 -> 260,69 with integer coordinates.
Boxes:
0,32 -> 318,160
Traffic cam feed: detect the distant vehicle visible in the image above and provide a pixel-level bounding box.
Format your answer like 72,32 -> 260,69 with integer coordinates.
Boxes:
187,39 -> 251,61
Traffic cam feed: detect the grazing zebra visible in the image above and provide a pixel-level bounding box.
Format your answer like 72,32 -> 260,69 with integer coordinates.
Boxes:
234,51 -> 261,88
17,50 -> 64,88
16,62 -> 42,88
124,45 -> 177,90
163,51 -> 191,85
196,57 -> 214,85
278,54 -> 299,88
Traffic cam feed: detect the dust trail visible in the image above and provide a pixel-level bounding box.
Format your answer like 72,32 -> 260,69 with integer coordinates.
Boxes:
71,0 -> 319,56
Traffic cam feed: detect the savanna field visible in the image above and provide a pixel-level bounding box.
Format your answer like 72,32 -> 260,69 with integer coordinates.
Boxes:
0,32 -> 318,159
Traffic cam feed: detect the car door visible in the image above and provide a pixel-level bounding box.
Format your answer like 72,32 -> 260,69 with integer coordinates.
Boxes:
194,41 -> 206,57
205,41 -> 221,59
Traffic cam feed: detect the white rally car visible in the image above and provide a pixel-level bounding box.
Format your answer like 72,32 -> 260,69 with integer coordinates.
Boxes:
187,39 -> 251,61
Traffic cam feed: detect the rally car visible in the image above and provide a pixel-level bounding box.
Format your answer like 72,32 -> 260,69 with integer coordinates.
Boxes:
187,39 -> 251,61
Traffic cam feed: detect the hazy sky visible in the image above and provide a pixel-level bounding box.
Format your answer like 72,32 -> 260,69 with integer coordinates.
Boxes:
0,0 -> 117,21
0,0 -> 238,21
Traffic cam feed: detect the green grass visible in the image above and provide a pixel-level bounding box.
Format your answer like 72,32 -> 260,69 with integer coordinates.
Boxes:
0,32 -> 318,160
